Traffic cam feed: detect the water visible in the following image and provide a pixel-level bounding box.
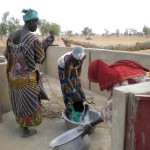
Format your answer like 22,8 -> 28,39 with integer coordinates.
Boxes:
79,110 -> 92,125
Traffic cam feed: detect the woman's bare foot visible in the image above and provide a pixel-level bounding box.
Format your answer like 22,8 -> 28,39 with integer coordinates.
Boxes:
22,127 -> 37,138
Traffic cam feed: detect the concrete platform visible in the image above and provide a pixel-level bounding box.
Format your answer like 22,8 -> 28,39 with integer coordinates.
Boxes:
0,76 -> 111,150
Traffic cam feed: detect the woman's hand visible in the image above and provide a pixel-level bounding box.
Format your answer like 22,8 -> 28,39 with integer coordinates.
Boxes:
72,91 -> 81,102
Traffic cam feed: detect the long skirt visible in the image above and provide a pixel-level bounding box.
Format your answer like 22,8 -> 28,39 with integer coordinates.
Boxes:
16,107 -> 42,127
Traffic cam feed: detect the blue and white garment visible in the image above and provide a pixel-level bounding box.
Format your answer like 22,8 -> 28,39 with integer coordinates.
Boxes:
6,32 -> 48,117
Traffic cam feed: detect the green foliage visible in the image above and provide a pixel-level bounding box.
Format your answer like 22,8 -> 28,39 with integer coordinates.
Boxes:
81,27 -> 93,38
0,22 -> 7,39
7,17 -> 21,35
39,19 -> 50,37
143,25 -> 150,37
0,11 -> 21,39
49,23 -> 61,36
39,20 -> 61,37
1,11 -> 9,22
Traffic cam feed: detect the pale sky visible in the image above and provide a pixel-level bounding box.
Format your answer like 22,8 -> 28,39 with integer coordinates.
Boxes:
0,0 -> 149,34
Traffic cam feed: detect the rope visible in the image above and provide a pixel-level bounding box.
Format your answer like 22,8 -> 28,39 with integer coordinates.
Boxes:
39,64 -> 64,107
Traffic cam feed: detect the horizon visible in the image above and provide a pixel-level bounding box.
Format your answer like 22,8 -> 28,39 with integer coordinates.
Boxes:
0,0 -> 149,34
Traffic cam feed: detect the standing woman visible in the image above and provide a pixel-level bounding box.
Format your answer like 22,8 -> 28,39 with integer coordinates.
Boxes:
58,46 -> 86,111
4,9 -> 54,137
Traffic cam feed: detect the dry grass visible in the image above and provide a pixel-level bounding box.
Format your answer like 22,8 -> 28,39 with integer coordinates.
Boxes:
1,35 -> 150,55
53,35 -> 150,46
53,35 -> 150,54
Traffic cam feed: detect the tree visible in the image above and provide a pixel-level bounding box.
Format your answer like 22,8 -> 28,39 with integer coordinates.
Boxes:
49,23 -> 61,36
143,25 -> 150,38
81,27 -> 92,39
39,19 -> 51,38
0,12 -> 9,39
66,30 -> 72,39
7,17 -> 21,35
116,29 -> 120,37
0,22 -> 7,40
124,29 -> 129,36
103,29 -> 109,36
0,11 -> 21,40
39,20 -> 61,38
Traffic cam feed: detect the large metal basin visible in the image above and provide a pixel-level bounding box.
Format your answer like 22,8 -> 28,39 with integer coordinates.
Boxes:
49,127 -> 90,150
62,109 -> 101,133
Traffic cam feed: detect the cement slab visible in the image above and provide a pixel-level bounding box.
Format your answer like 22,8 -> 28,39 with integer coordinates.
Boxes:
0,76 -> 111,150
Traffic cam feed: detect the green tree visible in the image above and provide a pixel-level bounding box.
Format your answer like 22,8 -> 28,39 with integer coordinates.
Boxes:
143,25 -> 150,38
81,27 -> 92,39
39,19 -> 50,38
0,22 -> 7,40
124,29 -> 129,36
7,17 -> 21,35
39,20 -> 61,37
0,12 -> 9,39
0,11 -> 21,39
49,23 -> 61,36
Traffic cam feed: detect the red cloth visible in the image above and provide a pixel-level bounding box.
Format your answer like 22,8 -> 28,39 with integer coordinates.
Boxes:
134,96 -> 150,150
88,59 -> 148,91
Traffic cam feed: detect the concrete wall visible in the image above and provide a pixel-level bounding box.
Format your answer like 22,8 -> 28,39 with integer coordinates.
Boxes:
45,46 -> 150,95
0,56 -> 11,115
111,82 -> 150,150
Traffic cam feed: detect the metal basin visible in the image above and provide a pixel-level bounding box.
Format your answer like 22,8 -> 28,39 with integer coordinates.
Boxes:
49,127 -> 90,150
62,109 -> 101,133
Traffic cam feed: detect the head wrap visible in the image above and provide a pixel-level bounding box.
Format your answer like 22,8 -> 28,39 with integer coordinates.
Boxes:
72,46 -> 85,60
22,9 -> 38,22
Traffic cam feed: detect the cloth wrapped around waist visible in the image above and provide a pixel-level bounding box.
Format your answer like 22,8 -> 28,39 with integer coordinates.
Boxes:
8,72 -> 37,88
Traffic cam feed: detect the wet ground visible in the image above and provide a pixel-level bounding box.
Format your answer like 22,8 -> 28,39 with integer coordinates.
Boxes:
0,76 -> 111,150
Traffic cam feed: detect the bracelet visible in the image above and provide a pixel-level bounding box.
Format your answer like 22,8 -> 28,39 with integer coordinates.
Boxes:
72,89 -> 77,94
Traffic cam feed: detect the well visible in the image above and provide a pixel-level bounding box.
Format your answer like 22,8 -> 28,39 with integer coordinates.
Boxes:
0,56 -> 11,122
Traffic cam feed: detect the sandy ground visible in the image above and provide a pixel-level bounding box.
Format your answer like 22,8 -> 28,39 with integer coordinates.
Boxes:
0,76 -> 111,150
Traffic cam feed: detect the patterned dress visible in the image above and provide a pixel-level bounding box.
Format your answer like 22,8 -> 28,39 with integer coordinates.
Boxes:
58,52 -> 82,106
5,32 -> 49,127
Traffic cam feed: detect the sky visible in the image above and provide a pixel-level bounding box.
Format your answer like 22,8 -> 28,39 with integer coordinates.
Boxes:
0,0 -> 150,34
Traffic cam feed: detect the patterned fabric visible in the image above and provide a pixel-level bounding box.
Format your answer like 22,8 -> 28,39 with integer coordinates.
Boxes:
58,66 -> 77,105
16,107 -> 42,127
6,32 -> 48,126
